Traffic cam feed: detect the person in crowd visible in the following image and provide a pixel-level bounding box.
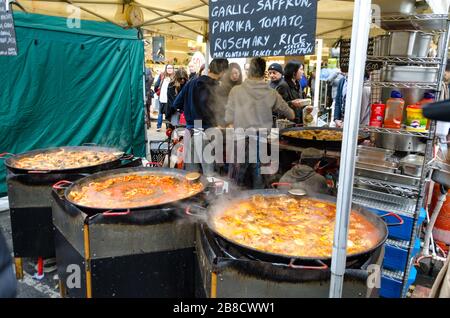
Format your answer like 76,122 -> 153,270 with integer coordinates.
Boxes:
221,63 -> 243,97
154,64 -> 175,132
225,57 -> 295,189
327,67 -> 345,111
173,58 -> 229,175
276,61 -> 309,124
188,62 -> 197,80
299,71 -> 308,98
167,67 -> 189,127
278,147 -> 329,195
144,67 -> 154,129
334,71 -> 371,127
268,63 -> 284,89
308,71 -> 316,99
0,230 -> 16,298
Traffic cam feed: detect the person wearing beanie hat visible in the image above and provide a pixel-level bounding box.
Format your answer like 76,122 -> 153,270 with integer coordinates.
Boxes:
268,63 -> 284,89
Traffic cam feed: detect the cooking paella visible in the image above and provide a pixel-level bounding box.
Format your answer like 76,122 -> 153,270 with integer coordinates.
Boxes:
13,148 -> 123,170
68,174 -> 204,209
212,195 -> 381,258
282,130 -> 344,141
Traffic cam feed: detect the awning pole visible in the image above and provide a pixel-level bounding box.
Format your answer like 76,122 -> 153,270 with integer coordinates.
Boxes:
329,0 -> 371,298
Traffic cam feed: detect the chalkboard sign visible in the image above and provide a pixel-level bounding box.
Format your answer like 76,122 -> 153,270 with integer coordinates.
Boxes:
0,0 -> 17,56
340,38 -> 381,73
209,0 -> 318,58
339,39 -> 351,73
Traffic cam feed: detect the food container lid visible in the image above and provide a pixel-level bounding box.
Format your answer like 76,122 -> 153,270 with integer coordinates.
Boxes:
400,155 -> 424,166
391,91 -> 403,98
407,104 -> 422,110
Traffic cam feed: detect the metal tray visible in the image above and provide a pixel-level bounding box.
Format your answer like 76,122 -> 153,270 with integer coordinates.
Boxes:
357,146 -> 394,161
355,167 -> 421,187
399,154 -> 424,177
381,65 -> 439,83
431,161 -> 450,189
356,159 -> 399,173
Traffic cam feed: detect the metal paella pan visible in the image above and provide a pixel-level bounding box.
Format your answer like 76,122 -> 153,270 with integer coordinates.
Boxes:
56,167 -> 208,213
186,189 -> 393,267
2,146 -> 129,174
280,127 -> 369,150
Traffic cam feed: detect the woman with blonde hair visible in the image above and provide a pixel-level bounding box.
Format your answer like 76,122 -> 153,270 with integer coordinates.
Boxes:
167,67 -> 189,126
154,64 -> 175,131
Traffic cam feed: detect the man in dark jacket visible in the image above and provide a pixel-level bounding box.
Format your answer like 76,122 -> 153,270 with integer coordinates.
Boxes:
0,230 -> 16,298
173,59 -> 229,129
268,63 -> 284,89
172,59 -> 229,175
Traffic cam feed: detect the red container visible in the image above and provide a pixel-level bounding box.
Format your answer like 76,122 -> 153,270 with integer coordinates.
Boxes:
369,103 -> 386,127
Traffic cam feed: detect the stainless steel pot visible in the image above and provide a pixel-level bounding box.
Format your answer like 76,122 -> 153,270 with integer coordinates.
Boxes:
373,133 -> 427,153
413,33 -> 433,58
381,65 -> 439,83
373,0 -> 416,15
399,154 -> 424,177
388,31 -> 417,57
380,35 -> 391,56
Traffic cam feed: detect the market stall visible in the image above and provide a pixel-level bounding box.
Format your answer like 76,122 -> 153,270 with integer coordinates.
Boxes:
1,0 -> 450,300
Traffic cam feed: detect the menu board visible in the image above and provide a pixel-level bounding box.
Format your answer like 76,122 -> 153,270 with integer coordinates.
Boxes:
339,39 -> 351,73
209,0 -> 318,58
340,38 -> 381,73
0,0 -> 17,56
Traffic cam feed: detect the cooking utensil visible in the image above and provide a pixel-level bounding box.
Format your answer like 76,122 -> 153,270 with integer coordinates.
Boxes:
2,146 -> 128,174
288,188 -> 307,196
56,167 -> 208,214
373,133 -> 427,153
399,154 -> 424,177
355,166 -> 421,187
413,33 -> 433,58
372,0 -> 416,15
186,190 -> 390,266
431,161 -> 450,189
356,157 -> 399,173
378,34 -> 391,56
280,127 -> 369,150
186,172 -> 201,182
388,31 -> 417,57
357,146 -> 394,161
381,65 -> 439,83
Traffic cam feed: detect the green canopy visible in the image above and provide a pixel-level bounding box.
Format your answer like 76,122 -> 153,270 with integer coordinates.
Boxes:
0,12 -> 146,195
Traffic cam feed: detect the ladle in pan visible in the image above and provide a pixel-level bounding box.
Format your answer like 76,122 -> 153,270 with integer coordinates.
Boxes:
288,188 -> 308,197
186,172 -> 201,182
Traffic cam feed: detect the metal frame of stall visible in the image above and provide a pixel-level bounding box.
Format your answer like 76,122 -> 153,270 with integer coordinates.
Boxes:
329,0 -> 372,298
331,0 -> 450,298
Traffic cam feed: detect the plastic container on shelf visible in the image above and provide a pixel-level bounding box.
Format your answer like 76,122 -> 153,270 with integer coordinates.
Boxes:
369,208 -> 426,241
405,105 -> 428,132
418,92 -> 435,130
384,91 -> 405,129
369,103 -> 386,127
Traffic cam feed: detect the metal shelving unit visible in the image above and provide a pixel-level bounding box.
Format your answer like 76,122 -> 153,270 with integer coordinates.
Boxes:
366,56 -> 442,65
377,14 -> 448,32
365,81 -> 438,90
354,176 -> 419,197
359,126 -> 431,138
353,188 -> 416,217
354,12 -> 450,298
